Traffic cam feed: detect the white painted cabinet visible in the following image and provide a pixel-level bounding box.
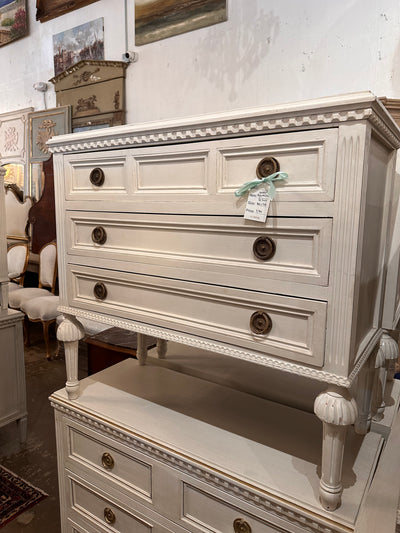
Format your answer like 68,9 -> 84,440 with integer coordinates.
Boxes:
0,167 -> 27,442
49,92 -> 400,512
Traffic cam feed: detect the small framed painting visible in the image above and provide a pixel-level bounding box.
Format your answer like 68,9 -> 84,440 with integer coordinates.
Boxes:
36,0 -> 100,23
53,18 -> 104,76
0,0 -> 27,47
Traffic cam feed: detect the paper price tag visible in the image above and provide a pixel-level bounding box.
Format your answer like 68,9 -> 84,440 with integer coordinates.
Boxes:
244,185 -> 271,222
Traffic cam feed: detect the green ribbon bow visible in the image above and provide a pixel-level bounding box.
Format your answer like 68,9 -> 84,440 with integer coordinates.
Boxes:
234,172 -> 288,200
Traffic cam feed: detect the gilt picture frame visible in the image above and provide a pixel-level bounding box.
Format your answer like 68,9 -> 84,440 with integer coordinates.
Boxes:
36,0 -> 100,23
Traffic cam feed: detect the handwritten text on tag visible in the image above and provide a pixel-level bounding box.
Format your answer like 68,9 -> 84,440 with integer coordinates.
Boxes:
244,186 -> 271,222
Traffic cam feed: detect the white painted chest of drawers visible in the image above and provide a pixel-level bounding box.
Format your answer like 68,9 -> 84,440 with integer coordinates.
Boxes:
50,359 -> 386,533
49,92 -> 400,512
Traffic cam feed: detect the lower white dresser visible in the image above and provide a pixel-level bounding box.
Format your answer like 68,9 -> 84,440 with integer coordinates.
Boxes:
50,357 -> 389,533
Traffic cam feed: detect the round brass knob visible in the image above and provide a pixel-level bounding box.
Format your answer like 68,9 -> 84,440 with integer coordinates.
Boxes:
250,311 -> 272,335
233,518 -> 252,533
91,226 -> 107,245
104,507 -> 116,525
256,156 -> 280,179
94,282 -> 107,300
89,167 -> 105,187
101,452 -> 115,470
253,236 -> 276,261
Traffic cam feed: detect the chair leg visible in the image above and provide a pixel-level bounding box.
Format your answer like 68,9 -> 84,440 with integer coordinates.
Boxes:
23,315 -> 30,347
42,320 -> 52,360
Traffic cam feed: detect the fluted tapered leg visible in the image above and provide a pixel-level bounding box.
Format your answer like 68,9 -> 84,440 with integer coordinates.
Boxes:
314,386 -> 357,511
57,315 -> 85,400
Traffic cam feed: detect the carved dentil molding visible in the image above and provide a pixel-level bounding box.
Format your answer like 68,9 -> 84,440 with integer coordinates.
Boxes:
58,306 -> 353,387
48,101 -> 400,154
51,400 -> 343,533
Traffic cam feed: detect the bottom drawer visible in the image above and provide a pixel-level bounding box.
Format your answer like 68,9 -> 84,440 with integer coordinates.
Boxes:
68,264 -> 327,366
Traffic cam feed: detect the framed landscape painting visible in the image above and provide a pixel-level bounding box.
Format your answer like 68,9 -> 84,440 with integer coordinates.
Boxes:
0,0 -> 27,47
135,0 -> 227,46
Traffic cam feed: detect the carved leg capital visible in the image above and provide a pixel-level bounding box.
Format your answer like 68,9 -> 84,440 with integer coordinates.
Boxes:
380,331 -> 399,381
57,315 -> 85,400
314,386 -> 357,511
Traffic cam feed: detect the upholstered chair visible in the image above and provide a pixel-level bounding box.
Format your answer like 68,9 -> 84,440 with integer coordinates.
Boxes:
21,294 -> 61,360
8,242 -> 59,358
8,242 -> 57,310
7,242 -> 29,285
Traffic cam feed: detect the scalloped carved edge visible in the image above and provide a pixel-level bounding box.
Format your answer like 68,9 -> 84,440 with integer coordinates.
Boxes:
51,399 -> 342,533
58,306 -> 352,387
48,105 -> 400,154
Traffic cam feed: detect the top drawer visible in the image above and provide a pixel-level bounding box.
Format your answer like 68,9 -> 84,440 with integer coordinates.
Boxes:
62,128 -> 338,214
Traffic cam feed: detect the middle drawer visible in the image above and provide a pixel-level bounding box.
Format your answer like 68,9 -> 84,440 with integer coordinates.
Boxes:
66,212 -> 332,288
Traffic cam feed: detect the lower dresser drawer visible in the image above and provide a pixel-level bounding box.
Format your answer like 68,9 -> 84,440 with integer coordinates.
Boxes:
65,471 -> 191,533
67,264 -> 327,366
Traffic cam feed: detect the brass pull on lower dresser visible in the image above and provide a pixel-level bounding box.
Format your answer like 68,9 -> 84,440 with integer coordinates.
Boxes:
250,310 -> 272,335
101,452 -> 114,470
91,226 -> 107,245
104,507 -> 116,524
94,282 -> 107,300
233,518 -> 252,533
89,167 -> 105,186
256,156 -> 280,179
253,236 -> 276,261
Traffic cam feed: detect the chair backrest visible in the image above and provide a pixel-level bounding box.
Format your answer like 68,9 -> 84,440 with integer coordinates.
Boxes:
5,185 -> 33,241
38,242 -> 57,292
7,243 -> 29,285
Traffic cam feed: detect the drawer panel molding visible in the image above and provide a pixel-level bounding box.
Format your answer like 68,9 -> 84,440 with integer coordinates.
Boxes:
68,425 -> 153,501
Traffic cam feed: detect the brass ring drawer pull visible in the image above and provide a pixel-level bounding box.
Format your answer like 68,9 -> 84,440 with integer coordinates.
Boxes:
94,282 -> 107,300
250,310 -> 272,335
104,507 -> 116,525
256,156 -> 280,179
89,167 -> 105,186
101,452 -> 115,470
233,518 -> 252,533
91,226 -> 107,245
253,236 -> 276,261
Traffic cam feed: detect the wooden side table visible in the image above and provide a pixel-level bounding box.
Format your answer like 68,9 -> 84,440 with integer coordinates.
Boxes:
84,327 -> 157,375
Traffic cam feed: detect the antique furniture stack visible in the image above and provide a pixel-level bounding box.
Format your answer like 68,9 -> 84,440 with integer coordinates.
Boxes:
48,92 -> 400,532
0,166 -> 27,443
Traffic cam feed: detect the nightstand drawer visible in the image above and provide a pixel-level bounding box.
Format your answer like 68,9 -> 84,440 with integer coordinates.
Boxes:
66,421 -> 153,503
67,264 -> 327,366
66,473 -> 189,533
66,212 -> 332,287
